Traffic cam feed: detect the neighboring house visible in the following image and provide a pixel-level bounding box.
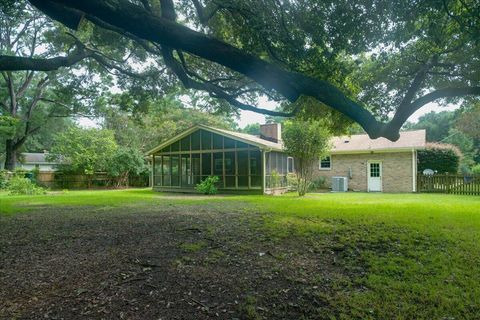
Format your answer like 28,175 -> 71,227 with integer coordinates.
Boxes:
316,130 -> 426,192
147,124 -> 290,194
147,124 -> 426,194
0,152 -> 59,172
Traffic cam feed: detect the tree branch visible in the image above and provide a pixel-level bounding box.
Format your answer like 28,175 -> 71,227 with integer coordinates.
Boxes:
27,0 -> 480,141
390,86 -> 480,131
0,46 -> 90,71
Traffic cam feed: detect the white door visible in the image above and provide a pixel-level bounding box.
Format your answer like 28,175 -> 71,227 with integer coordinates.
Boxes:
368,161 -> 382,192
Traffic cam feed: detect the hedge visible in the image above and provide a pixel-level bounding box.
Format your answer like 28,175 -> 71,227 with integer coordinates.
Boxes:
417,143 -> 460,174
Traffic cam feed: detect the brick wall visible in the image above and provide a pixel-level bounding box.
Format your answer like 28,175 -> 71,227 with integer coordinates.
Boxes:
313,152 -> 415,192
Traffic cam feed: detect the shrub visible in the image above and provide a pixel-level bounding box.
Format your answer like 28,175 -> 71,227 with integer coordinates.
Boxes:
286,173 -> 298,190
269,170 -> 282,188
472,164 -> 480,175
7,176 -> 46,195
0,169 -> 9,189
309,176 -> 326,191
195,176 -> 219,195
417,143 -> 461,174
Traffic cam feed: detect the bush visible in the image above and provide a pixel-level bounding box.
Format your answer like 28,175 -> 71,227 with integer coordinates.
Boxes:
472,164 -> 480,175
0,169 -> 9,189
418,143 -> 460,174
7,176 -> 46,195
309,176 -> 326,191
195,176 -> 219,195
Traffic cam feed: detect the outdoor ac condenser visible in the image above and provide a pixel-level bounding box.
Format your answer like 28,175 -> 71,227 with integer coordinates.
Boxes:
332,176 -> 348,192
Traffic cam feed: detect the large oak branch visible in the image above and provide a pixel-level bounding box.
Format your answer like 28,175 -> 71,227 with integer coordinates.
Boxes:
27,0 -> 480,140
0,48 -> 90,71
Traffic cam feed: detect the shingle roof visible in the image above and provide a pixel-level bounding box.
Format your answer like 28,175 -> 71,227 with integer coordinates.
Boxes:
330,129 -> 426,153
21,152 -> 57,164
147,125 -> 426,155
212,126 -> 284,150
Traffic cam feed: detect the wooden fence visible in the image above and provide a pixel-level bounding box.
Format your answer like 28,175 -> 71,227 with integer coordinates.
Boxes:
417,174 -> 480,195
36,171 -> 149,189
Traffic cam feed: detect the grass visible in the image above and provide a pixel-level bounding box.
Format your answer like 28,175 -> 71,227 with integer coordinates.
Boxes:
1,189 -> 480,318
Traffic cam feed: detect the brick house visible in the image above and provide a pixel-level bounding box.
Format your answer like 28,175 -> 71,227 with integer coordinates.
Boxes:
315,130 -> 426,192
147,123 -> 426,194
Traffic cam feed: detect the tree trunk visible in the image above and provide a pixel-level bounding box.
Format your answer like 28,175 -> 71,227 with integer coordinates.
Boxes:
4,139 -> 18,171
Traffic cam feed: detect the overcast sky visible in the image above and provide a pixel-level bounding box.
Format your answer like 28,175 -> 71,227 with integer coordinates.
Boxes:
79,98 -> 460,129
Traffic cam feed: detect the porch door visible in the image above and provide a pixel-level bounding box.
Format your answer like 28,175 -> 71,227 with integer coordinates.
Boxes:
368,161 -> 382,192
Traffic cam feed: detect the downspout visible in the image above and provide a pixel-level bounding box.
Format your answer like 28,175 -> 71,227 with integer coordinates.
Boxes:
412,148 -> 416,192
262,148 -> 271,194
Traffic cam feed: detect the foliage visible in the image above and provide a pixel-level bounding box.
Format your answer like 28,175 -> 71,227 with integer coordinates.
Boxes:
309,176 -> 327,191
0,169 -> 9,189
283,119 -> 331,196
0,116 -> 18,137
404,111 -> 456,142
195,176 -> 219,195
472,165 -> 480,175
6,175 -> 46,195
241,123 -> 261,136
405,108 -> 479,169
418,143 -> 461,174
0,2 -> 110,169
48,127 -> 118,175
106,147 -> 148,187
102,95 -> 236,152
269,170 -> 282,188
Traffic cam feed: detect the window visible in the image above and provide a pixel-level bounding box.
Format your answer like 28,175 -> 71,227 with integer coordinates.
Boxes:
287,157 -> 294,173
320,156 -> 331,170
370,163 -> 380,177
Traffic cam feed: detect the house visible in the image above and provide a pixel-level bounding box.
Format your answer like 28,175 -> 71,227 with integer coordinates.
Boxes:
0,152 -> 59,172
316,130 -> 426,192
146,124 -> 290,194
147,124 -> 426,194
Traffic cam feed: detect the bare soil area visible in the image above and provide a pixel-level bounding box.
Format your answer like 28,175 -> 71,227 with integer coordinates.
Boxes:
0,203 -> 348,319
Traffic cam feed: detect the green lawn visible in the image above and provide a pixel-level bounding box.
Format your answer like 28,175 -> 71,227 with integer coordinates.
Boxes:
1,189 -> 479,319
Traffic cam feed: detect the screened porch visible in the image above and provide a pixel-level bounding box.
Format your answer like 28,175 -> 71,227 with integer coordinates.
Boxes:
152,129 -> 263,191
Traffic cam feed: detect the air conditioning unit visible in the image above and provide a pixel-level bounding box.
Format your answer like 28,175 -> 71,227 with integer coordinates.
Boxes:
332,176 -> 348,192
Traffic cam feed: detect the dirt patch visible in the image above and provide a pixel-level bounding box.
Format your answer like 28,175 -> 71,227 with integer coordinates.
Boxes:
0,203 -> 349,319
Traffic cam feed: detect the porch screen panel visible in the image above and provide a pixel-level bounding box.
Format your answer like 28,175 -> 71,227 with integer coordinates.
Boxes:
181,154 -> 192,187
225,151 -> 235,188
192,154 -> 201,185
213,152 -> 224,187
213,133 -> 223,149
154,156 -> 162,186
201,130 -> 212,150
224,137 -> 235,149
162,156 -> 171,186
250,150 -> 261,188
201,153 -> 212,175
237,151 -> 248,188
191,130 -> 201,150
171,156 -> 180,186
180,136 -> 190,151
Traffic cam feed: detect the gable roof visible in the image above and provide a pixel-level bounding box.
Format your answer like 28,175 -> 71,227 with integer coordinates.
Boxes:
330,130 -> 426,153
146,124 -> 283,155
20,152 -> 58,164
147,125 -> 426,156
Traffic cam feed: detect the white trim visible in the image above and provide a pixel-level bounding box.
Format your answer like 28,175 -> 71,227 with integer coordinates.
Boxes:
287,156 -> 295,173
319,155 -> 332,170
412,148 -> 417,192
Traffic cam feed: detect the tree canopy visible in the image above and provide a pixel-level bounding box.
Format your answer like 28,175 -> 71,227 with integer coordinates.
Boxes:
0,0 -> 478,141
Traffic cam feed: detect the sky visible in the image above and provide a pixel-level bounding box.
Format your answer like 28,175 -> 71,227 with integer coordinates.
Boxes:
79,98 -> 460,129
236,100 -> 459,128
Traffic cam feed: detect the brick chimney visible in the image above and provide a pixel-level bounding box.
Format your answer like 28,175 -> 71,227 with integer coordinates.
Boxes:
260,123 -> 282,143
